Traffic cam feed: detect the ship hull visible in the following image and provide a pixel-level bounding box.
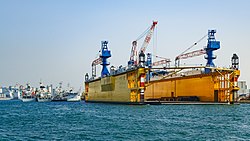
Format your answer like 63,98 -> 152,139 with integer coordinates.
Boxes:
0,97 -> 13,101
21,98 -> 36,102
67,96 -> 81,102
37,98 -> 52,102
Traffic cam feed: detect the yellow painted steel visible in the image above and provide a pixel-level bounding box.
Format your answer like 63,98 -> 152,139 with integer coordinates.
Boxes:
85,68 -> 146,103
144,69 -> 240,103
85,67 -> 240,104
86,74 -> 131,102
145,75 -> 214,101
213,69 -> 240,103
127,70 -> 139,102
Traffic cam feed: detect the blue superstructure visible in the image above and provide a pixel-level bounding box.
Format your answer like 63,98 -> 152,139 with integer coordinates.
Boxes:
100,41 -> 111,77
205,30 -> 220,73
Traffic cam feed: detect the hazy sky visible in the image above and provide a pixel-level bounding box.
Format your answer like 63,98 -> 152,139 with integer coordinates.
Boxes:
1,0 -> 250,89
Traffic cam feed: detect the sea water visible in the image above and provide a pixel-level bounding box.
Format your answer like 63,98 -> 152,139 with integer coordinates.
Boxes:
1,100 -> 250,140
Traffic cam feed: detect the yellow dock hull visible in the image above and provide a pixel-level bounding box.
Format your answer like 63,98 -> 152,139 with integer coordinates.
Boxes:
85,69 -> 240,104
85,74 -> 131,103
145,74 -> 215,102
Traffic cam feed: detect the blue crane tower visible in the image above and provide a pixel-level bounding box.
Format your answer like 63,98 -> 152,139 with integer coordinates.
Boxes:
205,30 -> 220,73
100,41 -> 111,77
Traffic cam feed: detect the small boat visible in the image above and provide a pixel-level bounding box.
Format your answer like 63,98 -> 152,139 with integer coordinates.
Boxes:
51,82 -> 67,102
0,87 -> 14,100
36,82 -> 52,102
8,85 -> 20,100
20,83 -> 36,102
67,93 -> 81,102
66,87 -> 81,102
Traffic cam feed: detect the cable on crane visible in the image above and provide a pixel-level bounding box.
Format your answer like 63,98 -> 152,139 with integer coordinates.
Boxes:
174,34 -> 208,67
179,34 -> 207,56
153,26 -> 157,61
95,49 -> 101,59
136,26 -> 151,41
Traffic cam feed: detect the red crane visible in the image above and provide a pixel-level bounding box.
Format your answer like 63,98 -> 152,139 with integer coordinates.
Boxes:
128,21 -> 158,66
92,57 -> 102,66
175,34 -> 207,66
152,55 -> 171,67
139,21 -> 158,53
175,49 -> 206,66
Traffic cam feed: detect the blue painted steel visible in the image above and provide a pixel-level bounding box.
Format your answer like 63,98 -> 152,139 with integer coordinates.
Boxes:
146,53 -> 152,68
205,30 -> 220,73
100,41 -> 111,77
128,60 -> 134,66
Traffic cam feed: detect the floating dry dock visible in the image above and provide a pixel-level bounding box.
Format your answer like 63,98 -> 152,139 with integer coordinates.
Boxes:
84,22 -> 240,105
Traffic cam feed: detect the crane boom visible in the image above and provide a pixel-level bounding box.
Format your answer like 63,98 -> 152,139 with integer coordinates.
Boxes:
176,49 -> 206,60
128,21 -> 158,67
140,21 -> 158,53
175,49 -> 206,66
175,33 -> 208,67
152,59 -> 171,66
152,54 -> 171,67
92,57 -> 102,66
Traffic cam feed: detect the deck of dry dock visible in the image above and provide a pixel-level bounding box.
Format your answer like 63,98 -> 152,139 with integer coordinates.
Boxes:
145,101 -> 240,105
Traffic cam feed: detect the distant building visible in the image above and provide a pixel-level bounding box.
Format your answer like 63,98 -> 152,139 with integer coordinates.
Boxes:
237,81 -> 250,97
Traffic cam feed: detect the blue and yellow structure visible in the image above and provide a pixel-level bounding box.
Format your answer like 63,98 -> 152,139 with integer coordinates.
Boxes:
84,30 -> 240,104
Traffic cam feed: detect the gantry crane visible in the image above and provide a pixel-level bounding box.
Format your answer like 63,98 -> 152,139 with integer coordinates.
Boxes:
175,30 -> 220,73
91,41 -> 111,78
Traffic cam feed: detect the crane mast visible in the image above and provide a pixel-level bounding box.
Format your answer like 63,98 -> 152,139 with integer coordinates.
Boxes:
128,41 -> 138,66
204,30 -> 220,73
91,41 -> 111,78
